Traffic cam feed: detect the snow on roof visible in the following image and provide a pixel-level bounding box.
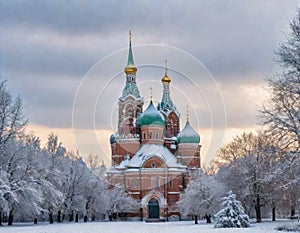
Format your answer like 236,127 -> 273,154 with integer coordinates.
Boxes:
128,144 -> 184,168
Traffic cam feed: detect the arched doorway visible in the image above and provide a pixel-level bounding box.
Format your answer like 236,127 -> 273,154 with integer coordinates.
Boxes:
148,198 -> 159,219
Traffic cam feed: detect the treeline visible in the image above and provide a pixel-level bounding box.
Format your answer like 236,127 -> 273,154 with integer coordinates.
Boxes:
0,80 -> 137,226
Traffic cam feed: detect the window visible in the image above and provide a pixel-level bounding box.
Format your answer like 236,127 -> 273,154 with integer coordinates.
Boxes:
157,176 -> 160,187
169,178 -> 173,188
151,162 -> 156,168
143,132 -> 146,139
150,132 -> 153,139
156,132 -> 159,139
133,178 -> 138,188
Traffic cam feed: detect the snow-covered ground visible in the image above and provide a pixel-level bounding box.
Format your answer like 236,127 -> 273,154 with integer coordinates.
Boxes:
0,220 -> 296,233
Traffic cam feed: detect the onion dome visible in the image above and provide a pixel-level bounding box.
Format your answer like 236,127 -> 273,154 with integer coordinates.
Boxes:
138,100 -> 165,126
161,73 -> 171,83
177,121 -> 200,144
110,134 -> 116,144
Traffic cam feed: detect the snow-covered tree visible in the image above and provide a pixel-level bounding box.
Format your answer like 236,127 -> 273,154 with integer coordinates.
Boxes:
39,133 -> 67,223
0,80 -> 110,225
105,186 -> 139,221
60,152 -> 93,222
82,175 -> 107,221
177,171 -> 222,224
214,131 -> 282,222
214,191 -> 250,228
0,80 -> 28,225
0,80 -> 27,150
1,136 -> 44,225
260,9 -> 300,217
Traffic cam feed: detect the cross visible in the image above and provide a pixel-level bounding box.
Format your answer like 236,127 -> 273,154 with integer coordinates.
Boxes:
165,59 -> 168,74
129,31 -> 132,43
186,104 -> 189,121
150,87 -> 153,101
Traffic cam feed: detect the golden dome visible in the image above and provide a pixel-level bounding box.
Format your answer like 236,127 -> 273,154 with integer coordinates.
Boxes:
124,65 -> 137,75
161,73 -> 171,83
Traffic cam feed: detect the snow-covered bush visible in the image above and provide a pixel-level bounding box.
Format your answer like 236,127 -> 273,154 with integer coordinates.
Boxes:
276,223 -> 300,232
214,191 -> 250,228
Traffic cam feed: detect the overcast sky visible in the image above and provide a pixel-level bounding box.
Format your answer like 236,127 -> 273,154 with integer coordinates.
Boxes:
0,0 -> 299,165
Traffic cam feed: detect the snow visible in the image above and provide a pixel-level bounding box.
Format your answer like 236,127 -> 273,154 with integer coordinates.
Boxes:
0,220 -> 292,233
128,144 -> 185,168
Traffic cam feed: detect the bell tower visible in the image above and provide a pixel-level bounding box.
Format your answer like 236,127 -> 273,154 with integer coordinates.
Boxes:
110,31 -> 144,166
157,61 -> 180,153
118,31 -> 144,136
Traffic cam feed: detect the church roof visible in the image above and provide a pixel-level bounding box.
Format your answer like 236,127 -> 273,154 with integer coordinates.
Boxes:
138,100 -> 165,126
177,121 -> 200,144
128,144 -> 184,168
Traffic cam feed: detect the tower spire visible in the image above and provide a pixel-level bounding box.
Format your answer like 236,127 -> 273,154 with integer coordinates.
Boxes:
124,30 -> 137,75
127,31 -> 135,66
122,31 -> 140,98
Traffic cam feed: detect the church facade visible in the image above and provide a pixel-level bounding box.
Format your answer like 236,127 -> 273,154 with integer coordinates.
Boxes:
106,32 -> 201,220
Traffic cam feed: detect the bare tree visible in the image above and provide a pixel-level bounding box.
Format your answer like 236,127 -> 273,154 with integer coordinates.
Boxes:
85,154 -> 101,170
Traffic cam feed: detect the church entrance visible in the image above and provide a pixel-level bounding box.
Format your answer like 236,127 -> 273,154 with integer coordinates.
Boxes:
148,198 -> 159,219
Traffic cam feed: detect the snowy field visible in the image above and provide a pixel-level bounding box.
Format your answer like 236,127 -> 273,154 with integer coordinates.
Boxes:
0,220 -> 296,233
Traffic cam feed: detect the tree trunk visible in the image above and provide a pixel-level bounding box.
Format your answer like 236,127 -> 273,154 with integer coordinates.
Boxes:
140,207 -> 143,221
291,207 -> 295,217
69,212 -> 74,222
194,215 -> 198,224
62,213 -> 65,222
57,210 -> 62,223
84,215 -> 87,222
272,207 -> 276,221
49,213 -> 54,224
8,210 -> 13,226
75,212 -> 79,222
34,218 -> 38,224
0,211 -> 2,226
205,214 -> 212,223
91,215 -> 95,221
255,195 -> 262,223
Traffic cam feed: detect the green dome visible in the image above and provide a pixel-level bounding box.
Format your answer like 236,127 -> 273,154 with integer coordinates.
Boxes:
178,121 -> 200,144
110,134 -> 116,144
138,101 -> 165,126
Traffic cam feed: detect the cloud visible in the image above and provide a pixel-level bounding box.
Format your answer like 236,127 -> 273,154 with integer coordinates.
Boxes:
1,0 -> 299,160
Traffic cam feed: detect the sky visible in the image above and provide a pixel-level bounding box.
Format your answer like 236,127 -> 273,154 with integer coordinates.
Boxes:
0,0 -> 299,166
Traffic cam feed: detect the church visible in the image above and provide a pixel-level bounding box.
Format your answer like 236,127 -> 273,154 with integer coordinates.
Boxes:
106,32 -> 201,220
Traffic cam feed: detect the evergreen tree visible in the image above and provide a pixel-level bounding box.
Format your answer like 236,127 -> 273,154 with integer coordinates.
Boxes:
214,191 -> 250,228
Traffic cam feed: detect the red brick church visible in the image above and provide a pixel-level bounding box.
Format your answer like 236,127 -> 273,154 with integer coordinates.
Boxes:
106,32 -> 201,220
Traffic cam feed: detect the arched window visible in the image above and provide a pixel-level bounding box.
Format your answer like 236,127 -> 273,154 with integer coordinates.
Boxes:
156,132 -> 159,139
143,132 -> 146,139
151,162 -> 156,168
150,132 -> 153,139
